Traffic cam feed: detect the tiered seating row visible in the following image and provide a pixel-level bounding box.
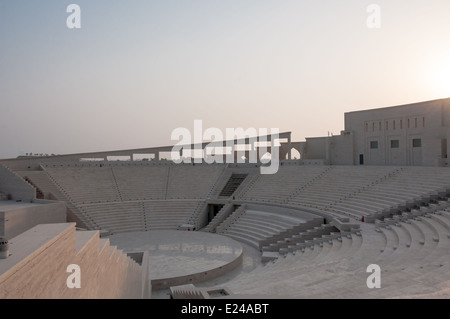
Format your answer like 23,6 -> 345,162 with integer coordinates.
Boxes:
326,167 -> 450,221
238,165 -> 450,222
45,167 -> 121,204
219,209 -> 309,250
144,200 -> 201,229
78,200 -> 201,234
223,226 -> 371,297
166,165 -> 224,199
17,170 -> 67,200
261,224 -> 341,260
239,166 -> 330,203
222,201 -> 450,298
287,166 -> 397,210
17,170 -> 97,229
44,164 -> 226,206
112,166 -> 169,201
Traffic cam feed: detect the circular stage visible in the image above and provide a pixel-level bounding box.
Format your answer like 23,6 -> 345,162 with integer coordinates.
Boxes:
108,230 -> 243,290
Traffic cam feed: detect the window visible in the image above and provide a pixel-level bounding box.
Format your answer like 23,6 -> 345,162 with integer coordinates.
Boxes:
365,123 -> 368,132
385,121 -> 389,130
372,122 -> 375,132
408,119 -> 410,128
379,122 -> 382,131
415,118 -> 418,128
370,141 -> 379,149
400,119 -> 403,129
423,117 -> 425,128
391,140 -> 399,148
393,120 -> 396,130
412,139 -> 422,148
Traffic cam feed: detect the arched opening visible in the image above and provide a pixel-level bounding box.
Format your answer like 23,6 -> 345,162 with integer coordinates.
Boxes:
287,148 -> 301,160
260,152 -> 271,164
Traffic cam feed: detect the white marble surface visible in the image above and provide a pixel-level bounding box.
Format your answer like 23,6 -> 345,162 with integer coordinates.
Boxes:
109,230 -> 243,280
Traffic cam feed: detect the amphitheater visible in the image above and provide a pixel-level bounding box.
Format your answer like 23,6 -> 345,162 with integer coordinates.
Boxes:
2,99 -> 450,299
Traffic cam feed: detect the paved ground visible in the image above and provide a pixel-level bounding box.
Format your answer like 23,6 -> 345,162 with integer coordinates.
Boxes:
108,230 -> 249,297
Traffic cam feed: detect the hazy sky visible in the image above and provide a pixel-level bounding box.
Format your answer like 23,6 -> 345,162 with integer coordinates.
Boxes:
1,0 -> 450,159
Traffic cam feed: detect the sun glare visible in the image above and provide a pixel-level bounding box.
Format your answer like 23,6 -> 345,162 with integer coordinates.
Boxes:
426,58 -> 450,98
435,62 -> 450,94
